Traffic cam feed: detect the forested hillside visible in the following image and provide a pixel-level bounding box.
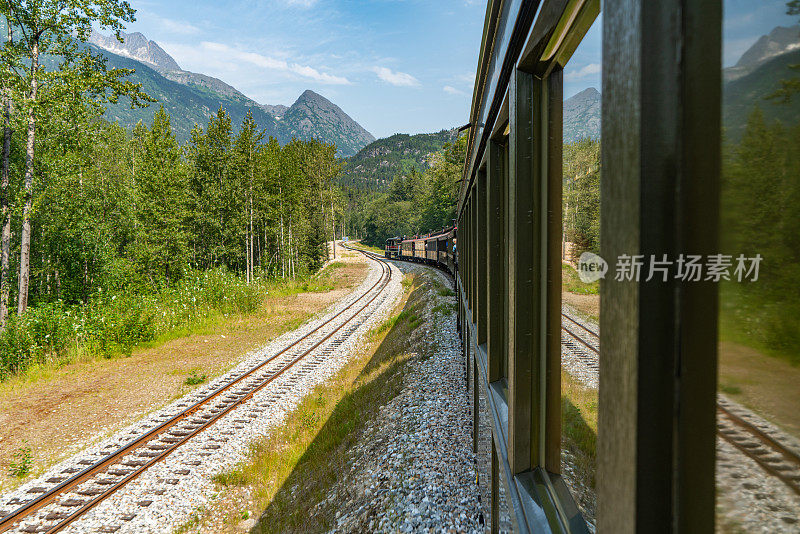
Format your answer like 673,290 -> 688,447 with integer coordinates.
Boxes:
0,3 -> 341,380
351,135 -> 466,247
338,129 -> 458,190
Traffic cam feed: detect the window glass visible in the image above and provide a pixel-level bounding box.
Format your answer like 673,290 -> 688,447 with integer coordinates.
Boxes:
559,18 -> 602,529
717,1 -> 800,530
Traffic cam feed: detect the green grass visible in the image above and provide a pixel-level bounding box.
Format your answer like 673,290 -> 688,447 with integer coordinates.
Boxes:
202,274 -> 432,533
7,444 -> 33,478
432,302 -> 456,315
561,371 -> 598,488
718,283 -> 800,367
345,241 -> 383,255
184,369 -> 208,386
562,263 -> 599,295
719,384 -> 742,396
0,264 -> 349,384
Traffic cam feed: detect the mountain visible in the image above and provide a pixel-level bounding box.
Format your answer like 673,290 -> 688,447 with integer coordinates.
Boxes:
90,30 -> 181,71
96,48 -> 283,144
725,25 -> 800,82
339,129 -> 459,189
724,48 -> 800,140
564,87 -> 601,144
88,31 -> 373,156
723,26 -> 800,140
282,90 -> 375,158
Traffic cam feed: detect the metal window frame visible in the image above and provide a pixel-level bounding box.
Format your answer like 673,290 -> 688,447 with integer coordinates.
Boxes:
457,1 -> 600,532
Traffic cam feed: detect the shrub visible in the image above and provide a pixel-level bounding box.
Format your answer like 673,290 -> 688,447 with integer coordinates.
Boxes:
8,445 -> 33,478
0,267 -> 275,381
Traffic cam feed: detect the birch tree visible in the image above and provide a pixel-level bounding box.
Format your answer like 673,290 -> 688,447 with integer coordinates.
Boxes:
0,0 -> 150,315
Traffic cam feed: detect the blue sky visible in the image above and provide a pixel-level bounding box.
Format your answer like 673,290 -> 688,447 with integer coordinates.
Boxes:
121,0 -> 486,138
118,1 -> 797,139
563,0 -> 798,99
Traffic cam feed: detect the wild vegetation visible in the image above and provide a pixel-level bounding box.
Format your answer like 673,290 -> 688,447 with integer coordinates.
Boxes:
563,138 -> 601,260
350,134 -> 467,247
720,106 -> 800,366
338,129 -> 458,191
0,3 -> 342,380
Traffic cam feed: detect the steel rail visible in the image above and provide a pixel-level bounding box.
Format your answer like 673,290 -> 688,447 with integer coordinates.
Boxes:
558,308 -> 800,497
0,250 -> 391,534
717,404 -> 800,497
561,312 -> 598,339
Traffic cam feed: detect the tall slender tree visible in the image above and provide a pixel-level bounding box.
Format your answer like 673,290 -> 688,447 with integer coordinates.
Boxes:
0,6 -> 16,326
0,0 -> 150,315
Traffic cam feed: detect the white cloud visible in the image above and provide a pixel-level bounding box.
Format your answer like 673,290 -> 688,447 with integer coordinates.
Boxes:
138,10 -> 201,36
443,85 -> 465,96
156,17 -> 200,35
284,0 -> 318,6
565,62 -> 601,81
372,66 -> 420,87
198,42 -> 351,85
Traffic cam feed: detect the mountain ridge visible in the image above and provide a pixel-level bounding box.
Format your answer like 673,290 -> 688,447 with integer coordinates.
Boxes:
726,25 -> 800,81
89,30 -> 374,156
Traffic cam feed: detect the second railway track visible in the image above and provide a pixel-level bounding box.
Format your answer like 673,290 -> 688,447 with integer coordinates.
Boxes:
560,309 -> 800,497
0,248 -> 394,534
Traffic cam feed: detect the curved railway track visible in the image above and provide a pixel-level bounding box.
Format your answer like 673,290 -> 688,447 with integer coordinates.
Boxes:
560,310 -> 800,497
0,248 -> 392,534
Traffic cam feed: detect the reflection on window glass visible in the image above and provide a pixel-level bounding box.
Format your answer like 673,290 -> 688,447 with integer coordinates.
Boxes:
717,1 -> 800,531
559,20 -> 602,531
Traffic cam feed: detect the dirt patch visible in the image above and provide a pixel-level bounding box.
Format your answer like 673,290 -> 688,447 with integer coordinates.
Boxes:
718,341 -> 800,439
563,291 -> 600,320
0,255 -> 367,491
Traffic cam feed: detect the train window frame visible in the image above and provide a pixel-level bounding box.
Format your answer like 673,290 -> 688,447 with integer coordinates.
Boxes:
456,0 -> 722,532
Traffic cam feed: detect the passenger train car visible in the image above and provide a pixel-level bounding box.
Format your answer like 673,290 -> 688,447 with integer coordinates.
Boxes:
454,0 -> 733,532
385,227 -> 457,275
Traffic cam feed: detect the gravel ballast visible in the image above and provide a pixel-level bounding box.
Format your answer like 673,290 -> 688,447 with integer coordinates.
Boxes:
0,252 -> 404,534
327,263 -> 482,533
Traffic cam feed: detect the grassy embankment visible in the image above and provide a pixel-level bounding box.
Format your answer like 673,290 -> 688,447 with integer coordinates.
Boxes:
177,271 -> 451,534
0,267 -> 349,384
717,285 -> 800,437
560,261 -> 599,503
0,258 -> 367,490
343,240 -> 384,255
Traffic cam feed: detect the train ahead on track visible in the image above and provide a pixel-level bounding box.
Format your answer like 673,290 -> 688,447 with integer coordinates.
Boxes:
385,227 -> 457,275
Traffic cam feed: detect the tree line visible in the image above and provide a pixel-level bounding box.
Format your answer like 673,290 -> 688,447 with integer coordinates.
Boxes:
721,106 -> 800,365
351,134 -> 466,246
563,138 -> 601,260
0,1 -> 340,328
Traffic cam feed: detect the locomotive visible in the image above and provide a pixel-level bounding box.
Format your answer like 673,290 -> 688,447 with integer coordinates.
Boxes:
385,227 -> 457,275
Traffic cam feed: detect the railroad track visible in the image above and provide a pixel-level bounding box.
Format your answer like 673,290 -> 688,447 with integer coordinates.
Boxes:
560,310 -> 800,497
717,400 -> 800,496
0,249 -> 392,534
